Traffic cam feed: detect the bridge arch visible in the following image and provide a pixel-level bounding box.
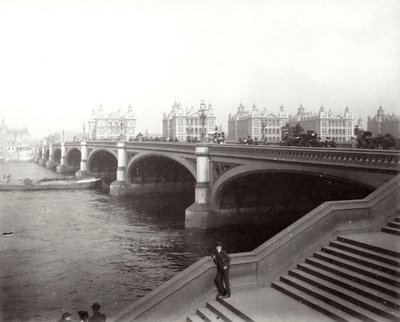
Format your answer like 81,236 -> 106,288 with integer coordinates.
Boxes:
53,148 -> 61,164
126,151 -> 196,185
87,148 -> 118,180
65,147 -> 81,169
212,163 -> 375,213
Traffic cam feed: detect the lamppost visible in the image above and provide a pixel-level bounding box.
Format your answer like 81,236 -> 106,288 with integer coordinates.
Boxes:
120,117 -> 126,141
82,123 -> 86,140
261,121 -> 266,143
198,100 -> 207,142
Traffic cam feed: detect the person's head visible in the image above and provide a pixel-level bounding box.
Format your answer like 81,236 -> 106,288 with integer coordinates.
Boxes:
91,303 -> 101,312
61,312 -> 72,321
78,311 -> 89,321
216,241 -> 222,252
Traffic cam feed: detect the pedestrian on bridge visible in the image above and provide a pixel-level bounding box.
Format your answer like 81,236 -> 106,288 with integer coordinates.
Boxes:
211,241 -> 231,299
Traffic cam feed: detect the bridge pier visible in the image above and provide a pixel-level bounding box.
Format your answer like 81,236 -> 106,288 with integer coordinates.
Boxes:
38,146 -> 47,166
45,144 -> 57,170
185,145 -> 214,229
110,142 -> 128,195
76,142 -> 90,179
56,142 -> 70,174
33,147 -> 40,163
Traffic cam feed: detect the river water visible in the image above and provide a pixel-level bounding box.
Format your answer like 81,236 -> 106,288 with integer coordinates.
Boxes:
0,163 -> 285,322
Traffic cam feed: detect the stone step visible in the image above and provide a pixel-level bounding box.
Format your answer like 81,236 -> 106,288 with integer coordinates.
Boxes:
278,275 -> 393,322
196,307 -> 221,322
329,240 -> 400,267
388,222 -> 400,229
298,261 -> 400,302
337,235 -> 400,258
207,300 -> 249,322
312,252 -> 400,287
321,246 -> 400,276
288,268 -> 400,319
187,314 -> 207,322
382,226 -> 400,236
395,217 -> 400,223
272,280 -> 365,322
215,297 -> 254,322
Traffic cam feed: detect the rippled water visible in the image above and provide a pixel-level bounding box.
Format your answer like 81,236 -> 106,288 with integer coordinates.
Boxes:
0,163 -> 283,322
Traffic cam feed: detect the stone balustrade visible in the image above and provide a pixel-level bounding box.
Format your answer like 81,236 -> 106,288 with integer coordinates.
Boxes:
208,145 -> 400,171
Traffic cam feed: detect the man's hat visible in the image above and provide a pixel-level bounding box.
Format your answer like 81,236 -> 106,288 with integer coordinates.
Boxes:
216,241 -> 222,247
91,303 -> 101,311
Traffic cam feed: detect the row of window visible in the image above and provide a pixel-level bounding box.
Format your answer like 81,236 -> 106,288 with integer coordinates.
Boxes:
321,128 -> 353,135
321,121 -> 353,127
177,127 -> 214,134
176,118 -> 216,127
251,119 -> 286,127
253,128 -> 281,135
97,128 -> 134,135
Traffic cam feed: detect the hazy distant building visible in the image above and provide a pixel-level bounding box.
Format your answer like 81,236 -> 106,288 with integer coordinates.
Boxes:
367,106 -> 400,137
88,105 -> 136,140
227,103 -> 289,142
356,118 -> 364,131
0,119 -> 7,160
0,119 -> 32,161
162,100 -> 217,142
289,104 -> 354,142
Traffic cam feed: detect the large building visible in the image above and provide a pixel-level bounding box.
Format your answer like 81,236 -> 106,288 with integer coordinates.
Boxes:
367,106 -> 400,138
289,104 -> 354,143
0,119 -> 32,161
88,105 -> 136,140
0,119 -> 7,160
227,103 -> 289,142
162,100 -> 217,142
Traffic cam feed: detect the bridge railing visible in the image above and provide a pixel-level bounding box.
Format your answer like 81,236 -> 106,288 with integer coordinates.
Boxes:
111,175 -> 400,322
124,141 -> 196,153
59,140 -> 196,153
45,141 -> 400,172
208,144 -> 400,171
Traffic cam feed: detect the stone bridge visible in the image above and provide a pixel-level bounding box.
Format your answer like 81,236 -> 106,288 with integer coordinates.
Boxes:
34,141 -> 400,229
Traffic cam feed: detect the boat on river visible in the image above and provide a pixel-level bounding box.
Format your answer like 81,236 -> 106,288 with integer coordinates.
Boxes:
0,177 -> 101,191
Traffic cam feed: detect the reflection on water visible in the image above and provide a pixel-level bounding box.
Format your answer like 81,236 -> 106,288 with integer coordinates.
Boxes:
0,163 -> 283,322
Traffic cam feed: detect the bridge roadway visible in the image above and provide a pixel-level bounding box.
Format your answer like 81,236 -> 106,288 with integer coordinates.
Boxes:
33,141 -> 400,229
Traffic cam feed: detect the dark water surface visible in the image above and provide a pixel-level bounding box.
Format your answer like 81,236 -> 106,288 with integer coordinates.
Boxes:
0,163 -> 283,322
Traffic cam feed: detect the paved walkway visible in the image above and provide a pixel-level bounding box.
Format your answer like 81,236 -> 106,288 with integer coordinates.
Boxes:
342,232 -> 400,254
223,286 -> 334,322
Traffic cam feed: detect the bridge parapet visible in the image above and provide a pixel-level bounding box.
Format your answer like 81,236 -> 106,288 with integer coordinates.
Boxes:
124,141 -> 196,153
56,141 -> 400,172
208,145 -> 400,172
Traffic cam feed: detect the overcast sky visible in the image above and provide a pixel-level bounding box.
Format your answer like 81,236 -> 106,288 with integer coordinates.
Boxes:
0,0 -> 399,138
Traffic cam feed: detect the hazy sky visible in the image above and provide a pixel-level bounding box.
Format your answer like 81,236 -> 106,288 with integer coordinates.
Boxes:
0,0 -> 399,138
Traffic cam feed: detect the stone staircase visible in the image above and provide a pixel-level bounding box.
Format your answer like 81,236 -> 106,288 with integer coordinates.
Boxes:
187,297 -> 254,322
186,217 -> 400,322
382,216 -> 400,236
272,216 -> 400,322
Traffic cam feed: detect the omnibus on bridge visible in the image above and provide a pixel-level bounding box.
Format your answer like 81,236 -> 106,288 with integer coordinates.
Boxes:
207,131 -> 225,144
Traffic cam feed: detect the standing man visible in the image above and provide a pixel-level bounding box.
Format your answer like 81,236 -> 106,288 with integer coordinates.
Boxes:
211,241 -> 231,299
